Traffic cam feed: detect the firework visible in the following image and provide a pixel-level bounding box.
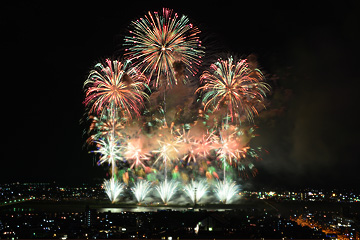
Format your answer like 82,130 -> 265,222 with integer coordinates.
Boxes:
124,8 -> 204,87
172,126 -> 198,163
103,177 -> 124,203
83,59 -> 149,117
156,180 -> 179,204
215,128 -> 255,179
214,179 -> 240,204
197,56 -> 270,123
82,9 -> 271,205
193,131 -> 217,159
216,137 -> 239,165
131,180 -> 152,204
92,135 -> 122,173
123,139 -> 150,169
86,107 -> 125,145
153,138 -> 180,178
182,145 -> 197,164
236,146 -> 262,178
183,179 -> 209,204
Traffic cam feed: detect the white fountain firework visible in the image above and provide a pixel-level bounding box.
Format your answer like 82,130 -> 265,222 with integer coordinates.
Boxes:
214,179 -> 240,204
156,180 -> 178,204
131,180 -> 152,204
103,177 -> 124,203
184,179 -> 209,204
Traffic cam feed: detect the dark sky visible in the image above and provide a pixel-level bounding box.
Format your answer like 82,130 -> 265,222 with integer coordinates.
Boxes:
2,1 -> 359,189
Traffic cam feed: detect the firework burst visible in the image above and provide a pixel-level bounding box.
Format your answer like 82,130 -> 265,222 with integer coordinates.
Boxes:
123,139 -> 150,169
124,8 -> 204,87
92,136 -> 122,169
156,180 -> 179,204
86,107 -> 125,145
182,145 -> 197,164
197,56 -> 270,123
215,137 -> 240,165
103,177 -> 124,203
83,59 -> 149,117
183,179 -> 209,204
214,179 -> 240,204
193,131 -> 217,159
152,137 -> 180,178
131,180 -> 152,204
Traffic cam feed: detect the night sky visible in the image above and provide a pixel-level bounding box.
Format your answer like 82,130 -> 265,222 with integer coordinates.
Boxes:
2,1 -> 359,189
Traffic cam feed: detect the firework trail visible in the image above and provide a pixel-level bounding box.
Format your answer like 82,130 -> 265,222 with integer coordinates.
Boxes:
197,56 -> 270,123
183,179 -> 209,204
83,59 -> 149,117
103,177 -> 124,203
131,180 -> 152,204
124,8 -> 204,88
214,179 -> 240,204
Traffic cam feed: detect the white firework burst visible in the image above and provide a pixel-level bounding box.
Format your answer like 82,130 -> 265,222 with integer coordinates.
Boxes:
156,180 -> 178,204
183,179 -> 209,204
103,177 -> 124,203
214,180 -> 240,204
131,180 -> 152,204
93,135 -> 122,168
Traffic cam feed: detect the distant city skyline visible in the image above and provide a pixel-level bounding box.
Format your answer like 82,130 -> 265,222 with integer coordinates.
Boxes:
1,182 -> 359,239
